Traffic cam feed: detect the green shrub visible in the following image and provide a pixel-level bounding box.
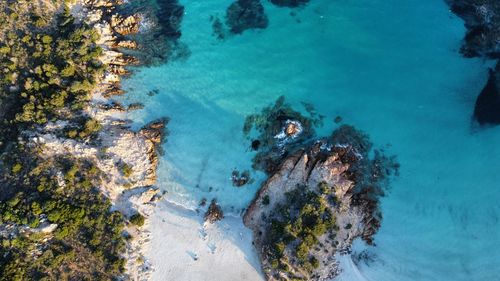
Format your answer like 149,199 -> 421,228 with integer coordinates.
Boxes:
11,163 -> 23,174
121,163 -> 133,178
129,213 -> 145,227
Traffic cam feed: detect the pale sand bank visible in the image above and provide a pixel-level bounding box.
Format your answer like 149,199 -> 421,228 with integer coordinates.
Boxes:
144,201 -> 264,281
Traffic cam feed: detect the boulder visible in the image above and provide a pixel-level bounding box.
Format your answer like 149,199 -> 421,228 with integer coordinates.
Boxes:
285,120 -> 302,137
204,200 -> 224,223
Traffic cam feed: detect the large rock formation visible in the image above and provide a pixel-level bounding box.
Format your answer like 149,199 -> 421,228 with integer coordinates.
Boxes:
244,123 -> 397,280
446,0 -> 500,125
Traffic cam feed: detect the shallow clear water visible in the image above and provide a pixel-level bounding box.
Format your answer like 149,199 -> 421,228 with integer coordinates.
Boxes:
119,0 -> 500,280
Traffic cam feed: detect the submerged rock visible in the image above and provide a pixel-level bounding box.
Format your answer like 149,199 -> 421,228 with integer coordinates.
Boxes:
474,63 -> 500,125
244,125 -> 397,280
270,0 -> 311,8
226,0 -> 269,34
211,16 -> 226,40
446,0 -> 500,126
204,199 -> 224,223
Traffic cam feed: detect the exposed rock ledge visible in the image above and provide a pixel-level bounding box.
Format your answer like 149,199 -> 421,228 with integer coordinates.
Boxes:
244,126 -> 396,280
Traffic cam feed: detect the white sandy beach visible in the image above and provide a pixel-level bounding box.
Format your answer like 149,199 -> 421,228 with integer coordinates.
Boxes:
144,200 -> 264,281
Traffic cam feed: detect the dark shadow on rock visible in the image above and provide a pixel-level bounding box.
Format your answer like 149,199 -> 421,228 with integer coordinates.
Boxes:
474,62 -> 500,125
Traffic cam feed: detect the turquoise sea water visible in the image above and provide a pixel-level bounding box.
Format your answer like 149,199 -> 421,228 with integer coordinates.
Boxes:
119,0 -> 500,280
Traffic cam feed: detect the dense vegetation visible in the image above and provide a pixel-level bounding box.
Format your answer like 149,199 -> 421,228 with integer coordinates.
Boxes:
265,183 -> 337,278
0,1 -> 126,280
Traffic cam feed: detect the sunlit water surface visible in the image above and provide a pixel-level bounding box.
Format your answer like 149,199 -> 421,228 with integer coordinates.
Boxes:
119,0 -> 500,280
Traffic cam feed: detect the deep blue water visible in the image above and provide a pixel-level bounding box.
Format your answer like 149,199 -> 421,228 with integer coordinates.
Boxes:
119,0 -> 500,280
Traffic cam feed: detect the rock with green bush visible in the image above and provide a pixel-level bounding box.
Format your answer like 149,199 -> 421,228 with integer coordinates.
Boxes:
244,124 -> 398,280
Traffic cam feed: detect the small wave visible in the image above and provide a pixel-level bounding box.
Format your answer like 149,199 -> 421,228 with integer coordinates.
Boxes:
335,254 -> 369,281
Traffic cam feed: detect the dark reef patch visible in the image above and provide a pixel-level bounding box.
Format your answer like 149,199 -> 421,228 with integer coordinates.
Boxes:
156,0 -> 184,40
474,62 -> 500,125
211,16 -> 227,40
225,0 -> 269,34
270,0 -> 311,8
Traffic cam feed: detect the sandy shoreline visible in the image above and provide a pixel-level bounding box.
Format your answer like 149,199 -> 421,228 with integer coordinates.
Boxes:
143,200 -> 264,281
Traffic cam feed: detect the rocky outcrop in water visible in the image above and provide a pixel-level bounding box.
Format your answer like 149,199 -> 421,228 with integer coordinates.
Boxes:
226,0 -> 269,34
204,199 -> 224,223
242,98 -> 397,280
244,125 -> 397,280
474,62 -> 500,125
446,0 -> 500,125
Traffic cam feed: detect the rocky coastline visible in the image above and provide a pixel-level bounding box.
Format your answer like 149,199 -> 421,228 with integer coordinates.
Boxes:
24,0 -> 170,279
446,0 -> 500,125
